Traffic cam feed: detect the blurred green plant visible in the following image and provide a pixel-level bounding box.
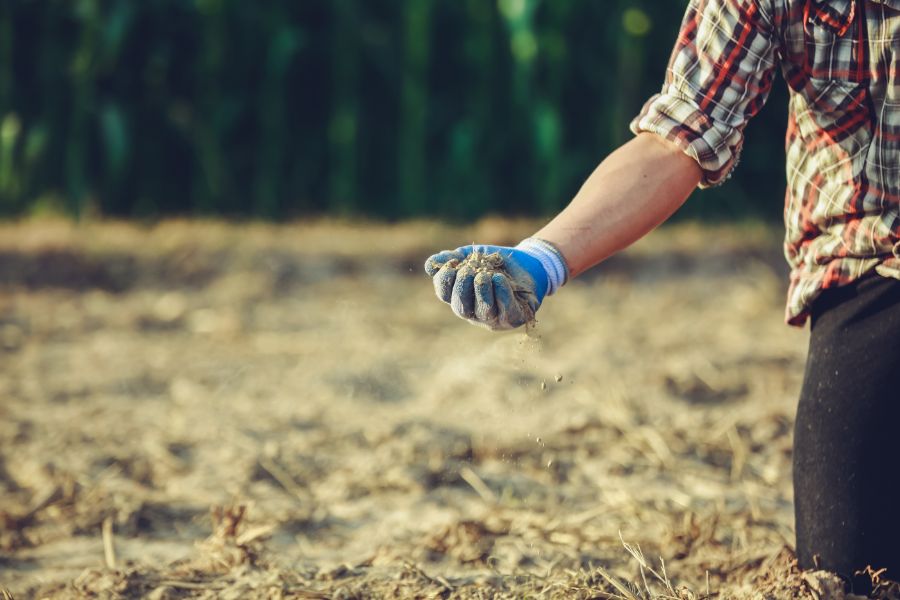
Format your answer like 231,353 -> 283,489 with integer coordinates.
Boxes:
0,0 -> 788,221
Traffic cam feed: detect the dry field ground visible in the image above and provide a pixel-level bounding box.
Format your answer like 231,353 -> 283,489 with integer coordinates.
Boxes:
0,219 -> 885,598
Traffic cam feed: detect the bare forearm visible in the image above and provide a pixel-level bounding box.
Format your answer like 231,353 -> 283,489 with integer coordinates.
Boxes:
534,132 -> 702,278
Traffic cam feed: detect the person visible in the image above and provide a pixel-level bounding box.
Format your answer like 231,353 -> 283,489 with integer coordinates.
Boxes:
424,0 -> 900,594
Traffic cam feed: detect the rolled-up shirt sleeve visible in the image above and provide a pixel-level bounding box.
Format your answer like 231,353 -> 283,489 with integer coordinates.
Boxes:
630,0 -> 780,187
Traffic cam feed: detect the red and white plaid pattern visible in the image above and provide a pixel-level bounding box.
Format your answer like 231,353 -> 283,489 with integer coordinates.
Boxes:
631,0 -> 900,326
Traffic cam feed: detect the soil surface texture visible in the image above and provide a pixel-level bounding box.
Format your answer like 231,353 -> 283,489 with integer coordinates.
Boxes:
1,219 -> 895,599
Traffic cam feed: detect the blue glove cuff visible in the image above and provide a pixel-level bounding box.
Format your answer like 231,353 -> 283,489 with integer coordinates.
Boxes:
515,238 -> 569,296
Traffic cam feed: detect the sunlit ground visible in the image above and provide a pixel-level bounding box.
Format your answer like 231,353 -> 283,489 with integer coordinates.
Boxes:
1,219 -> 842,598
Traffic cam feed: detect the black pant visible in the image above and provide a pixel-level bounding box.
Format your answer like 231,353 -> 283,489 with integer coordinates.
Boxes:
794,274 -> 900,595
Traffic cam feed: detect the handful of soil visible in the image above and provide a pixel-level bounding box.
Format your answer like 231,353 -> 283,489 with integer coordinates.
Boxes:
449,250 -> 539,330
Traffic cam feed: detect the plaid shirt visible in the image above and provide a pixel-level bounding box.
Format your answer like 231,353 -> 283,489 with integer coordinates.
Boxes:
631,0 -> 900,326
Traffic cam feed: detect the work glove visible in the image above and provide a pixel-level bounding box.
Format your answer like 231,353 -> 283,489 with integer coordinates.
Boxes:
424,238 -> 569,330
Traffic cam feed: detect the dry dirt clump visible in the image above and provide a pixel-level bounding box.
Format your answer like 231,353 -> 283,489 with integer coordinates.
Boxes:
457,250 -> 539,327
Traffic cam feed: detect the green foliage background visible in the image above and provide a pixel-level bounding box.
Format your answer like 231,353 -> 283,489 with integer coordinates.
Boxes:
0,0 -> 789,220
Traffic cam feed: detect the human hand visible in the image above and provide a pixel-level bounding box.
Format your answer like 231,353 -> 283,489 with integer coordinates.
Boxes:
424,239 -> 568,330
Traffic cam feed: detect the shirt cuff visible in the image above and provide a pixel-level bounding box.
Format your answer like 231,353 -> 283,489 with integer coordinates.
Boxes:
629,91 -> 744,188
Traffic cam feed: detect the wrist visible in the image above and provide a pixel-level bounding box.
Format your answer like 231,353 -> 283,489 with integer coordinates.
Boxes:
516,237 -> 570,296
